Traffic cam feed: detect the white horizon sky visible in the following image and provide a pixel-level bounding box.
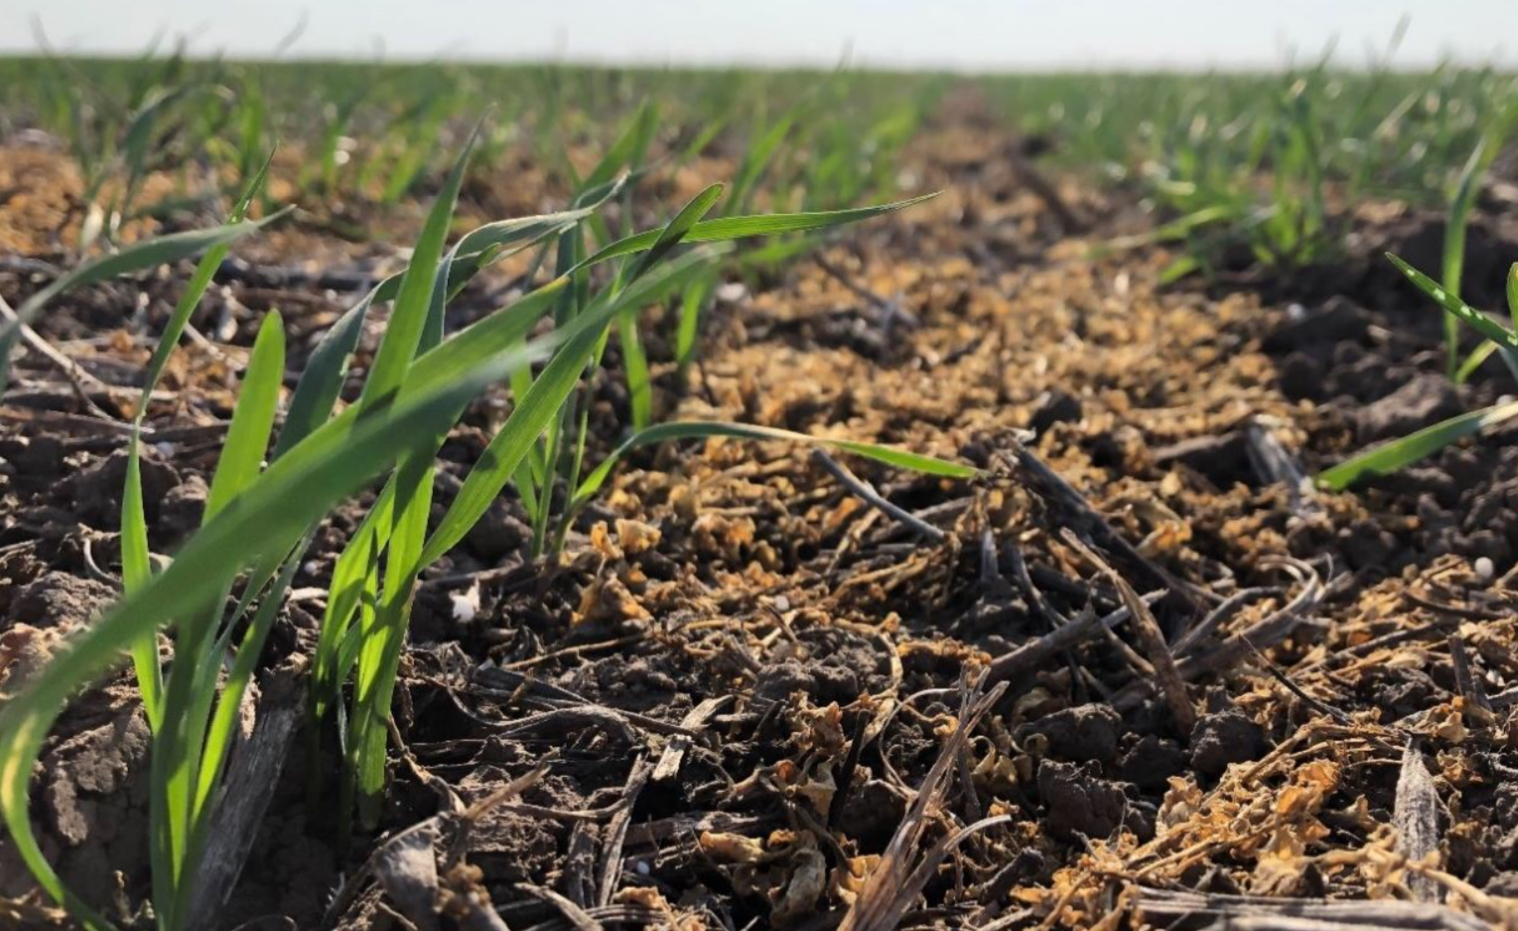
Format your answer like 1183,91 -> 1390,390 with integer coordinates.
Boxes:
0,1 -> 1514,71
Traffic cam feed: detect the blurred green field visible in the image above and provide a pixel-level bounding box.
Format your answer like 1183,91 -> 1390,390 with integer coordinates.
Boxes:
2,53 -> 1514,274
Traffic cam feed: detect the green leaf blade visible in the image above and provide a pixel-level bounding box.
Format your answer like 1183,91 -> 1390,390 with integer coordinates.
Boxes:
121,438 -> 161,734
581,192 -> 939,269
571,420 -> 981,514
1317,399 -> 1518,490
205,311 -> 285,522
357,127 -> 475,412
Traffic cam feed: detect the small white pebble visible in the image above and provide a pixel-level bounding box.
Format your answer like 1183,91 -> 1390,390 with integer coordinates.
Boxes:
450,583 -> 482,624
1287,303 -> 1307,322
1476,557 -> 1495,581
1113,272 -> 1130,297
634,860 -> 650,876
715,281 -> 747,303
773,595 -> 791,613
303,560 -> 321,576
154,441 -> 176,458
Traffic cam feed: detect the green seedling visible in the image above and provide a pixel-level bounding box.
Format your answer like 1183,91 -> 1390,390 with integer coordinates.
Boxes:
1319,257 -> 1518,490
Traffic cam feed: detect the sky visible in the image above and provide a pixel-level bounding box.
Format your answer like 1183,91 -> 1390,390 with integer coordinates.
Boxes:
0,0 -> 1514,71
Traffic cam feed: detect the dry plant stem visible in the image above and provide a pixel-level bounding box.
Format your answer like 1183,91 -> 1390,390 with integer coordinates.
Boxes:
1004,141 -> 1085,233
1404,591 -> 1506,621
1173,587 -> 1276,657
1312,844 -> 1518,927
1244,419 -> 1326,524
595,755 -> 651,908
812,448 -> 945,542
1127,725 -> 1320,879
0,407 -> 137,438
325,766 -> 547,927
1183,558 -> 1324,674
839,676 -> 1009,931
184,668 -> 305,930
1005,535 -> 1068,629
388,716 -> 465,814
1447,636 -> 1493,713
995,443 -> 1199,621
652,697 -> 731,783
1114,557 -> 1324,712
1292,596 -> 1462,679
500,634 -> 646,670
1062,529 -> 1196,732
0,292 -> 116,420
515,884 -> 603,931
1395,741 -> 1443,903
562,822 -> 599,909
468,677 -> 702,740
986,590 -> 1164,685
1135,888 -> 1491,931
1244,639 -> 1355,726
813,253 -> 915,327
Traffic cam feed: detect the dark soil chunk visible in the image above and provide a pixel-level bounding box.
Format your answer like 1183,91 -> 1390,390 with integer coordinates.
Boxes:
464,498 -> 531,561
1362,665 -> 1441,721
11,571 -> 117,629
1336,518 -> 1400,571
1119,734 -> 1188,791
1262,296 -> 1375,353
157,472 -> 208,544
1277,351 -> 1325,401
754,658 -> 858,704
835,777 -> 909,848
1188,707 -> 1267,778
1150,432 -> 1251,488
1355,373 -> 1464,442
1484,872 -> 1518,897
1037,759 -> 1140,840
1029,389 -> 1083,434
0,434 -> 65,476
1391,216 -> 1518,310
1020,702 -> 1121,764
29,692 -> 151,911
63,447 -> 180,525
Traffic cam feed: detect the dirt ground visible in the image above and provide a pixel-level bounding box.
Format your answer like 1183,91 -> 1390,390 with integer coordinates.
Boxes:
4,89 -> 1518,931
